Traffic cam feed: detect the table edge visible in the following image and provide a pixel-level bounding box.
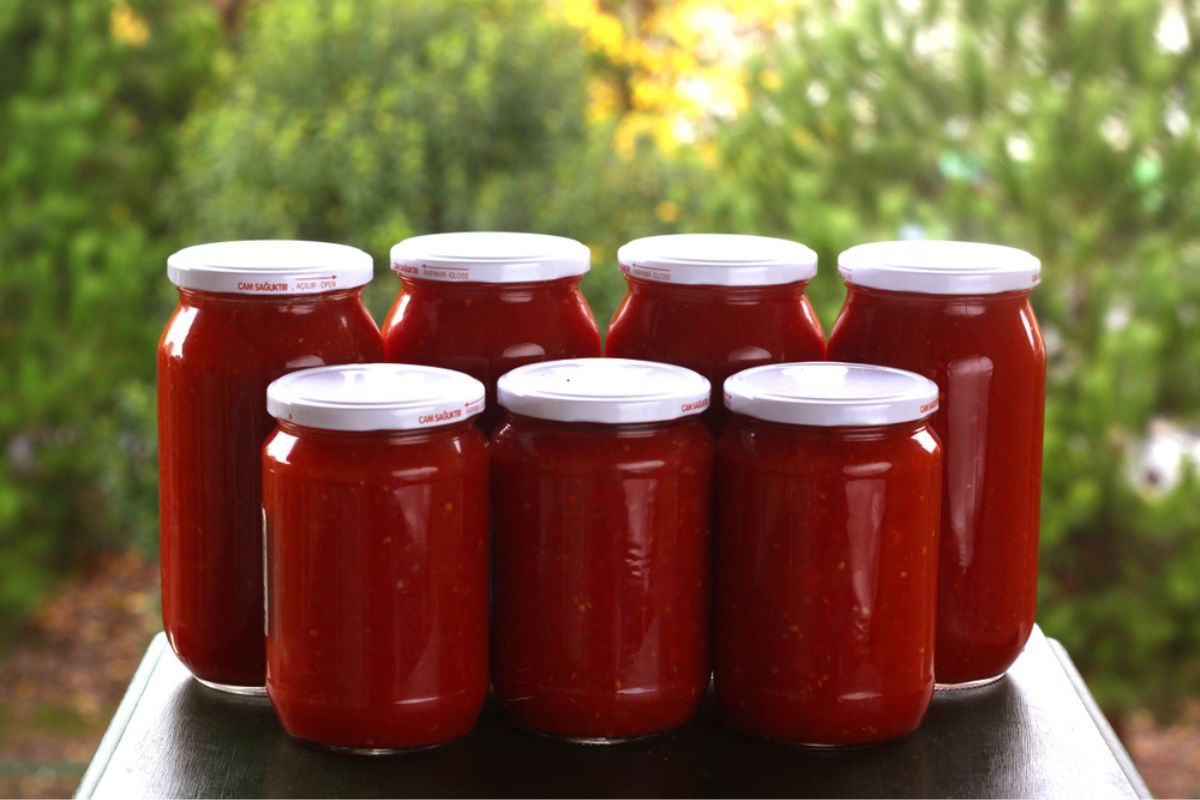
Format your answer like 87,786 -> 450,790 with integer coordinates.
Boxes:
73,633 -> 168,799
1048,637 -> 1153,799
74,632 -> 1155,800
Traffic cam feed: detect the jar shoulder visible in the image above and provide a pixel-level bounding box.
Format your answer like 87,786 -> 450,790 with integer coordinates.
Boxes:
264,427 -> 488,484
159,297 -> 382,368
491,420 -> 713,474
387,281 -> 593,315
383,283 -> 599,349
607,286 -> 824,355
719,421 -> 938,473
829,296 -> 1044,365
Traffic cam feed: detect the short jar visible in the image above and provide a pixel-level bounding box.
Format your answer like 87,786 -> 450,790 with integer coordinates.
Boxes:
827,241 -> 1045,687
716,362 -> 942,746
158,241 -> 382,694
382,232 -> 602,433
605,234 -> 826,430
490,358 -> 714,742
262,364 -> 490,752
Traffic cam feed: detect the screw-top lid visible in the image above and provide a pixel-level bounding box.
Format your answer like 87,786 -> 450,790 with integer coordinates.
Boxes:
838,240 -> 1041,295
267,364 -> 485,432
497,358 -> 711,425
390,232 -> 590,283
724,362 -> 940,427
167,240 -> 373,295
617,233 -> 818,286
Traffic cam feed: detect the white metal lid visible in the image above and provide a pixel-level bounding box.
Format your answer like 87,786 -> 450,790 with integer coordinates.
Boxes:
390,231 -> 590,283
838,240 -> 1041,295
167,240 -> 373,295
267,364 -> 485,432
497,358 -> 711,425
724,362 -> 940,427
617,233 -> 818,286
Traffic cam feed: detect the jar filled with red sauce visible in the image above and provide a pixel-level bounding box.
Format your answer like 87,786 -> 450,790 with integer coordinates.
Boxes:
827,241 -> 1045,688
158,241 -> 382,694
491,358 -> 713,742
605,234 -> 826,431
262,364 -> 490,752
382,232 -> 602,434
716,362 -> 943,746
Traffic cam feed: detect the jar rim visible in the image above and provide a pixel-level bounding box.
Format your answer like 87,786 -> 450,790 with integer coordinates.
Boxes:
390,231 -> 590,283
838,240 -> 1040,295
168,240 -> 373,295
498,358 -> 711,425
618,233 -> 818,287
724,362 -> 940,427
267,364 -> 485,432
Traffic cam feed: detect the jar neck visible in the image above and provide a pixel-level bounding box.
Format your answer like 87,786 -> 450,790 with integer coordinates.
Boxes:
730,413 -> 931,442
397,275 -> 582,298
623,275 -> 812,303
177,286 -> 365,308
276,418 -> 474,443
844,283 -> 1033,308
504,411 -> 700,435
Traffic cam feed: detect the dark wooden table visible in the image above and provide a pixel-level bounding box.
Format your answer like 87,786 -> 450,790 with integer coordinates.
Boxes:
76,627 -> 1149,798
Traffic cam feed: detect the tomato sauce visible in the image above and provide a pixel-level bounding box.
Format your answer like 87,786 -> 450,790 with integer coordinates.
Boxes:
383,232 -> 601,434
262,364 -> 489,751
490,359 -> 713,741
716,363 -> 942,745
606,234 -> 826,430
158,241 -> 380,693
827,241 -> 1045,686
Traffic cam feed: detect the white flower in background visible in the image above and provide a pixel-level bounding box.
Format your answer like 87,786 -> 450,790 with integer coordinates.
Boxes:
1156,3 -> 1190,54
1131,419 -> 1200,495
1006,132 -> 1034,162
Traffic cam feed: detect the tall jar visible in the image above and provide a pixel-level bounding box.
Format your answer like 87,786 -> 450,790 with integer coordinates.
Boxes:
490,359 -> 714,742
262,364 -> 490,752
382,232 -> 602,434
605,234 -> 826,431
716,362 -> 943,746
827,241 -> 1045,687
158,241 -> 382,694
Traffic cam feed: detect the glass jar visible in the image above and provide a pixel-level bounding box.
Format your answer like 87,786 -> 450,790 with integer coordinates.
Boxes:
605,234 -> 826,431
382,232 -> 602,434
716,362 -> 943,746
490,359 -> 714,742
158,241 -> 381,694
262,364 -> 490,752
827,241 -> 1045,687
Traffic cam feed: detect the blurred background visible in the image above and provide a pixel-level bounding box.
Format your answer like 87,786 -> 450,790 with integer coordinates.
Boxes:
2,0 -> 1200,795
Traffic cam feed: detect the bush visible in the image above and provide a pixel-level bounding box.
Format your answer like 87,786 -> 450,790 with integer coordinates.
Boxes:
0,0 -> 699,639
172,0 -> 708,324
0,0 -> 218,632
708,0 -> 1200,715
175,0 -> 580,316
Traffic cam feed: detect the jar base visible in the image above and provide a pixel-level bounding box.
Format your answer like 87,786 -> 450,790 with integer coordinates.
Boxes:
293,737 -> 449,756
934,672 -> 1006,692
515,723 -> 671,746
194,677 -> 267,697
737,726 -> 910,750
770,739 -> 897,750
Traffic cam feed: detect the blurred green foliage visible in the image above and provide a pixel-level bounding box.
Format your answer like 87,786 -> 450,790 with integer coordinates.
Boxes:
709,0 -> 1200,712
1,0 -> 1198,717
172,0 -> 703,319
174,0 -> 588,313
0,0 -> 218,632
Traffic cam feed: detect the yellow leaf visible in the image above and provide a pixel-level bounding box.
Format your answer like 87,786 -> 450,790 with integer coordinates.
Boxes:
656,200 -> 680,223
110,3 -> 149,47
